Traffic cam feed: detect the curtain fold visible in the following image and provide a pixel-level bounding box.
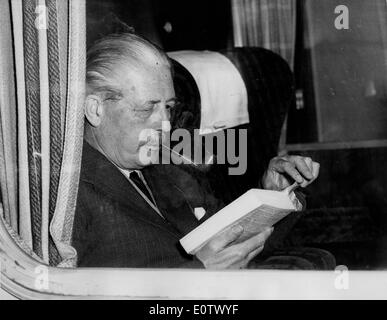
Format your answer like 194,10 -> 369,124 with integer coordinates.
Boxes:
0,0 -> 19,233
50,0 -> 86,267
11,0 -> 33,249
0,0 -> 86,267
232,0 -> 297,69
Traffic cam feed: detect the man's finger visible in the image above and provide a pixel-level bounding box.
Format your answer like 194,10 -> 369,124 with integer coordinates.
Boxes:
299,161 -> 320,188
312,161 -> 320,180
234,227 -> 273,257
304,157 -> 314,173
293,157 -> 314,181
234,245 -> 265,269
246,245 -> 264,263
207,224 -> 244,252
278,160 -> 304,184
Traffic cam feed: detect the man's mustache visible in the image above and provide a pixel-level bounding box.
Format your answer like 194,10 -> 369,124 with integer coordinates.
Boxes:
138,129 -> 165,148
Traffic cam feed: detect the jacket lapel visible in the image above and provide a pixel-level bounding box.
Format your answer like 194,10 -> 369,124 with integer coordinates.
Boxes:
143,165 -> 205,234
80,142 -> 179,233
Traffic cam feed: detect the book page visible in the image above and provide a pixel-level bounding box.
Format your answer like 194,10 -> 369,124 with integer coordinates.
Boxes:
189,205 -> 294,254
231,205 -> 294,244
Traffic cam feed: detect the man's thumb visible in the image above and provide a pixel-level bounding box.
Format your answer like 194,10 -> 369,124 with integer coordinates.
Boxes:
202,224 -> 244,253
225,225 -> 244,244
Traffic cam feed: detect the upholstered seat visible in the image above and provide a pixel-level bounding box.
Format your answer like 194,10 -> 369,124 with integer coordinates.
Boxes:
170,47 -> 294,203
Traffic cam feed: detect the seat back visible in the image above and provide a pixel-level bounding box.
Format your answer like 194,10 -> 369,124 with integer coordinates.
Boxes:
170,47 -> 295,204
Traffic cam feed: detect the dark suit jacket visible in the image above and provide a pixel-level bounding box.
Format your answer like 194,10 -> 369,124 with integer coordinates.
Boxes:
72,141 -> 222,268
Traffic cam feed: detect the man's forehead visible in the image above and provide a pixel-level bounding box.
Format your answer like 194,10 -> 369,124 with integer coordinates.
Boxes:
115,63 -> 174,99
117,61 -> 171,83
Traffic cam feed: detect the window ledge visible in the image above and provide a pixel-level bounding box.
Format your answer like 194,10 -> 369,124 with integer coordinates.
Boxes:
285,139 -> 387,152
2,217 -> 387,299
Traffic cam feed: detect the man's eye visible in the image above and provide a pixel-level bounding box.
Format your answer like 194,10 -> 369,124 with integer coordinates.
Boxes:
135,106 -> 154,113
132,108 -> 154,119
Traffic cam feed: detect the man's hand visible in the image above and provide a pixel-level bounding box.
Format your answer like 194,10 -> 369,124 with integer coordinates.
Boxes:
262,155 -> 320,191
195,225 -> 273,269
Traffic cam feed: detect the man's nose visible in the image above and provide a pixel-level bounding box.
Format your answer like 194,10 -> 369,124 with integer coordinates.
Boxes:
159,104 -> 170,122
153,105 -> 171,132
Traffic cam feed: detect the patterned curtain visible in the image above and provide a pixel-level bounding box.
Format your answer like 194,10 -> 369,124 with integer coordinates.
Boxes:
0,1 -> 18,234
231,0 -> 297,69
0,0 -> 86,267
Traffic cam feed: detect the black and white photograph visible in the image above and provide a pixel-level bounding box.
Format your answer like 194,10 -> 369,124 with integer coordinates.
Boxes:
1,0 -> 387,304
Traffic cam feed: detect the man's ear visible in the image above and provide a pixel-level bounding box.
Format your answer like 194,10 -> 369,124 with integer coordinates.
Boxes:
85,95 -> 104,127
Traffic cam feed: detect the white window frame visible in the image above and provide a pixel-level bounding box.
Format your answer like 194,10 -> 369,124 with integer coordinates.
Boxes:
1,217 -> 387,299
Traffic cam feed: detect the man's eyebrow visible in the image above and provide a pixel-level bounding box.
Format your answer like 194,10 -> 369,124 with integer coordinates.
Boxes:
144,97 -> 178,104
166,97 -> 178,103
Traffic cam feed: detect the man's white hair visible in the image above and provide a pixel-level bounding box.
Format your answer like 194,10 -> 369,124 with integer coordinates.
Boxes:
86,33 -> 171,100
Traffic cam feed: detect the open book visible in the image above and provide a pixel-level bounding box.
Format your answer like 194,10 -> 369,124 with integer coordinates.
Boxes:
180,185 -> 303,255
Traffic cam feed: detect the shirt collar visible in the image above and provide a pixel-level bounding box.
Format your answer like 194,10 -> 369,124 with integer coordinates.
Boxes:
117,168 -> 143,180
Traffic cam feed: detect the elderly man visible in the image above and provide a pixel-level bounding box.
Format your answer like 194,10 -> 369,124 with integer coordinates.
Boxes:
72,33 -> 333,269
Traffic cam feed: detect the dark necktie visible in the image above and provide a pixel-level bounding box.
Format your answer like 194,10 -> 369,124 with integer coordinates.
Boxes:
129,171 -> 155,205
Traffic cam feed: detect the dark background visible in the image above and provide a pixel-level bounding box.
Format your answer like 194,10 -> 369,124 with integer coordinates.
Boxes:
86,0 -> 233,51
86,0 -> 387,269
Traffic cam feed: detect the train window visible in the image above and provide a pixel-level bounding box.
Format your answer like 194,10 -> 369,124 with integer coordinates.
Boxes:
288,0 -> 387,146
